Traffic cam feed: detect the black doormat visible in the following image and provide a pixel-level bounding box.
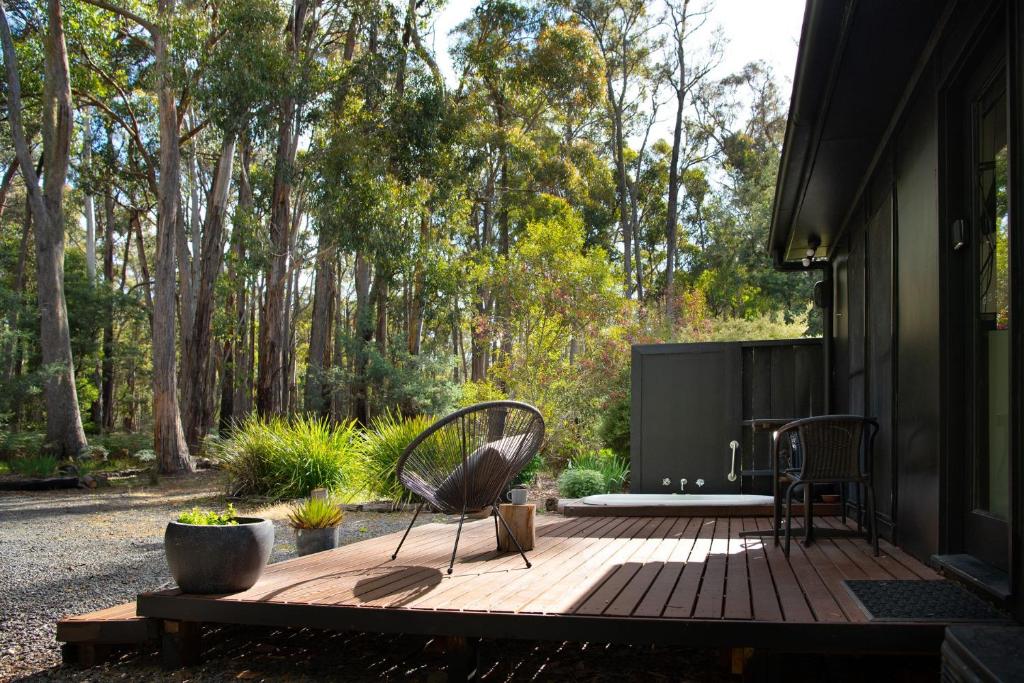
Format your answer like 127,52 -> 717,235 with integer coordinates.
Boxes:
844,580 -> 1009,622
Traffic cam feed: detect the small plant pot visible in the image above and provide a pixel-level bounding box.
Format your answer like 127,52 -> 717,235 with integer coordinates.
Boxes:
164,517 -> 274,594
295,526 -> 341,556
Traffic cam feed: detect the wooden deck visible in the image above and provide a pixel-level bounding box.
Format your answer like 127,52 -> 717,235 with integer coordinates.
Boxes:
135,514 -> 948,654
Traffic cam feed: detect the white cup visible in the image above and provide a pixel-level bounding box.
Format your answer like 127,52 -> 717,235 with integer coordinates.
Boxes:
506,487 -> 528,505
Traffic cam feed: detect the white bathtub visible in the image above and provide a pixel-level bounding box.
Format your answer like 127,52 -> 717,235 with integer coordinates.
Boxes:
580,493 -> 774,507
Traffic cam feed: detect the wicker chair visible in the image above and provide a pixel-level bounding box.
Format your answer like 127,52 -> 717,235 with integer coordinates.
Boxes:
390,401 -> 545,574
772,415 -> 879,557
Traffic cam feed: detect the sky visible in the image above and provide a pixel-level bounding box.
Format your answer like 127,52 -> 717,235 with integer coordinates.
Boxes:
428,0 -> 807,140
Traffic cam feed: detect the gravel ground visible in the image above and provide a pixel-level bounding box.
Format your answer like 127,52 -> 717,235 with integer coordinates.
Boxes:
0,471 -> 435,681
0,473 -> 940,682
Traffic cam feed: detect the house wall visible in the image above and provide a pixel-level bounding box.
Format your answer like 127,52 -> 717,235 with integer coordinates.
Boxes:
828,1 -> 998,560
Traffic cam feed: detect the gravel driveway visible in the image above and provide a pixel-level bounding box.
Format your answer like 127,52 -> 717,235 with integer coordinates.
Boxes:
0,471 -> 428,681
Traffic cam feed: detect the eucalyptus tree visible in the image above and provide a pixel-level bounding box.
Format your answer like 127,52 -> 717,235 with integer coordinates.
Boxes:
78,0 -> 208,472
568,0 -> 660,298
0,0 -> 89,457
178,0 -> 285,448
663,0 -> 720,321
453,2 -> 604,381
310,0 -> 452,423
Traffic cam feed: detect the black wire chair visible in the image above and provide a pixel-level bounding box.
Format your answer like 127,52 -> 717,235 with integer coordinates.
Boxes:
771,415 -> 880,557
390,401 -> 545,574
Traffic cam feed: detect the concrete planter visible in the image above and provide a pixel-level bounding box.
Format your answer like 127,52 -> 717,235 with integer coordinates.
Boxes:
164,517 -> 274,594
294,526 -> 341,556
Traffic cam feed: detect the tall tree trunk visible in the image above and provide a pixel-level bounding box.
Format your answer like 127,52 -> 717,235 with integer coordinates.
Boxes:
407,214 -> 428,356
0,1 -> 88,457
101,188 -> 116,431
3,197 -> 31,383
152,0 -> 192,472
230,135 -> 254,421
83,117 -> 97,281
352,252 -> 372,425
304,243 -> 336,415
0,157 -> 19,227
257,0 -> 309,416
607,85 -> 632,297
181,133 -> 236,450
665,0 -> 690,323
131,211 -> 154,315
375,277 -> 388,356
89,193 -> 105,427
330,263 -> 347,422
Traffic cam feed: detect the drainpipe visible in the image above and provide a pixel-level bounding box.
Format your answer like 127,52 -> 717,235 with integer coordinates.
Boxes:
773,250 -> 833,414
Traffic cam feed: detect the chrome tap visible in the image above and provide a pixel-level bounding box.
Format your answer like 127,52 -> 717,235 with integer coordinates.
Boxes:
680,478 -> 688,493
696,478 -> 705,488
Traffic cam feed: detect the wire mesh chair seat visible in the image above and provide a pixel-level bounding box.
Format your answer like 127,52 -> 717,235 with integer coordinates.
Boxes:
390,401 -> 545,574
771,415 -> 880,557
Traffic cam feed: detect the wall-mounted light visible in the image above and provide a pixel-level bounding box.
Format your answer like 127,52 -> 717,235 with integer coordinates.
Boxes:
802,234 -> 821,267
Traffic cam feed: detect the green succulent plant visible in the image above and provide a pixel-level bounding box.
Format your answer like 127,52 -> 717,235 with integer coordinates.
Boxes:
288,497 -> 344,529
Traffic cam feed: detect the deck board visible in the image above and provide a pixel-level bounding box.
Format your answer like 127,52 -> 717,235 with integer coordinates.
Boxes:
130,514 -> 950,655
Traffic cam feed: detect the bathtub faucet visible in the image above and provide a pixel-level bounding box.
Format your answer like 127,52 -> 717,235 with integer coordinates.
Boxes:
680,478 -> 688,493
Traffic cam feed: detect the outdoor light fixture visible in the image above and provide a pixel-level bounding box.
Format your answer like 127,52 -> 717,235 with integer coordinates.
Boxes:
802,234 -> 821,267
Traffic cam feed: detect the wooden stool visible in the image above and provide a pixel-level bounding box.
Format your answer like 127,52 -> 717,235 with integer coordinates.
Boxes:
497,503 -> 535,552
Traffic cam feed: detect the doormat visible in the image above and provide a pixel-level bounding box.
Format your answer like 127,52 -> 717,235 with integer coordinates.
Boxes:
844,580 -> 1008,622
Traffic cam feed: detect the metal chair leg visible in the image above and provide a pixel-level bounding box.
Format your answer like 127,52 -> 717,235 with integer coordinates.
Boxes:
773,472 -> 781,547
784,483 -> 797,557
448,508 -> 468,575
840,484 -> 847,524
856,483 -> 863,535
494,504 -> 532,569
804,484 -> 814,548
866,483 -> 879,557
492,505 -> 500,550
391,502 -> 423,560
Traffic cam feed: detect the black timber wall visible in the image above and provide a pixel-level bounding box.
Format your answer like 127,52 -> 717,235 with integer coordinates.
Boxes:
828,0 -> 1022,567
631,339 -> 823,495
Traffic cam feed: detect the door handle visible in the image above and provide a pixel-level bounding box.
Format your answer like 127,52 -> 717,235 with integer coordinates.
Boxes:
728,440 -> 739,482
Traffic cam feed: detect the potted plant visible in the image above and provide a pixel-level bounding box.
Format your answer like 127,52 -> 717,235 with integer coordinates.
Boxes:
289,497 -> 344,556
164,503 -> 274,594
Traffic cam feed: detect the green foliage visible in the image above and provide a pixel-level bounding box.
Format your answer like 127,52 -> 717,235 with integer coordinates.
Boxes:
361,411 -> 435,506
456,381 -> 507,408
177,503 -> 239,526
599,397 -> 630,460
512,453 -> 543,487
94,433 -> 153,459
1,432 -> 46,459
557,468 -> 606,498
9,455 -> 58,478
211,415 -> 365,500
569,448 -> 629,493
77,457 -> 140,475
288,497 -> 345,529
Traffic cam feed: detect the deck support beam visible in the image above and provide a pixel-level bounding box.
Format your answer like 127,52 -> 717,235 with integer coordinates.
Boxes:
443,635 -> 480,681
61,642 -> 114,667
161,620 -> 202,669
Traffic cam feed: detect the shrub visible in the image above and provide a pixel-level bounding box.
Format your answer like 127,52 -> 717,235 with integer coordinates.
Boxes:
569,448 -> 629,492
77,444 -> 109,461
177,503 -> 238,526
134,449 -> 157,464
361,411 -> 434,507
97,432 -> 153,458
10,455 -> 58,478
512,453 -> 544,487
1,432 -> 46,459
557,468 -> 606,498
599,396 -> 630,460
211,415 -> 365,500
288,497 -> 344,529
